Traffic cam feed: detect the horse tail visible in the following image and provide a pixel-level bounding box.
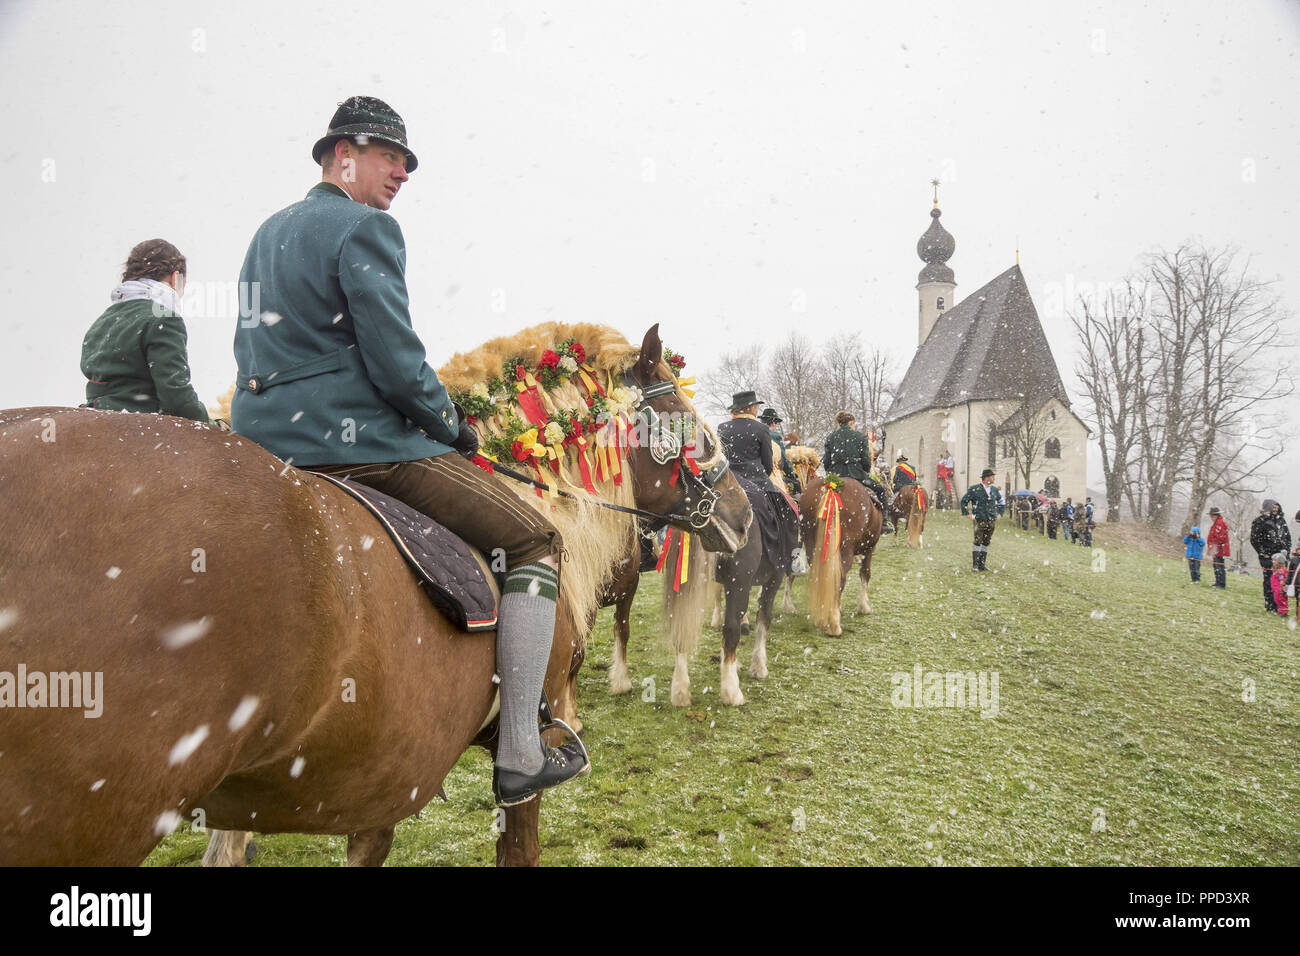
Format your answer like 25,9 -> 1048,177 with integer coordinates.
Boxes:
807,486 -> 843,632
661,528 -> 710,660
908,486 -> 926,547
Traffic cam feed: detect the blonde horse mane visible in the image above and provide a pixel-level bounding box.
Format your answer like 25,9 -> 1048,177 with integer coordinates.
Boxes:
436,322 -> 717,652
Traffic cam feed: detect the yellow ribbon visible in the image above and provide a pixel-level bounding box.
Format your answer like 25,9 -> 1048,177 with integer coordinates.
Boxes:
679,531 -> 691,590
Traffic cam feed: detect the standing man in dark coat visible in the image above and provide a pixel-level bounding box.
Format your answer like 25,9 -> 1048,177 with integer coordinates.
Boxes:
1250,499 -> 1291,612
230,96 -> 587,807
718,391 -> 798,574
961,468 -> 1005,572
823,411 -> 892,532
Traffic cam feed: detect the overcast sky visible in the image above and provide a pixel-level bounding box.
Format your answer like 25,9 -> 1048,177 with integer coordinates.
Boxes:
2,0 -> 1298,516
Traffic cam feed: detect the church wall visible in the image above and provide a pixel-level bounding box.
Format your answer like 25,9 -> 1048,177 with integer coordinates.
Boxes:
887,398 -> 1088,502
977,396 -> 1088,501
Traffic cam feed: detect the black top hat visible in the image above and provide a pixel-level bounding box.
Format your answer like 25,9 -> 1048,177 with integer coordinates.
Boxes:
759,408 -> 782,424
729,390 -> 762,412
981,468 -> 995,479
312,96 -> 419,172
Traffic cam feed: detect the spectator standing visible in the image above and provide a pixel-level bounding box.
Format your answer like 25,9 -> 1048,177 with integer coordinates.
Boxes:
1270,552 -> 1290,617
1250,500 -> 1291,612
1206,506 -> 1230,589
1183,526 -> 1205,583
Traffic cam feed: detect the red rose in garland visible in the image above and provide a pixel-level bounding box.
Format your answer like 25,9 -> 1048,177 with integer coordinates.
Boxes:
538,350 -> 561,369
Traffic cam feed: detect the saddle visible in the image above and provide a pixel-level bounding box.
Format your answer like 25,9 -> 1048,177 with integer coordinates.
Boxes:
310,472 -> 500,632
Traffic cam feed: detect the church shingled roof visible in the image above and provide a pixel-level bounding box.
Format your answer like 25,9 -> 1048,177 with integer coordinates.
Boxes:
884,264 -> 1068,424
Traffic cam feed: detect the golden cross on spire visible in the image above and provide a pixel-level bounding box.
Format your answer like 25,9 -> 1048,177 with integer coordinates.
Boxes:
931,178 -> 940,207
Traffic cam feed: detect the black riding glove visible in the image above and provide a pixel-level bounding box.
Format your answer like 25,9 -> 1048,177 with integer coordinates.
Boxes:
449,402 -> 479,456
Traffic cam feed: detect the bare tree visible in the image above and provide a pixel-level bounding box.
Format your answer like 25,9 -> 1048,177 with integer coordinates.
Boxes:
1176,247 -> 1292,533
821,332 -> 861,419
703,344 -> 766,417
1070,281 -> 1146,523
766,331 -> 828,441
996,392 -> 1063,492
850,344 -> 897,428
1220,492 -> 1260,573
1135,245 -> 1204,531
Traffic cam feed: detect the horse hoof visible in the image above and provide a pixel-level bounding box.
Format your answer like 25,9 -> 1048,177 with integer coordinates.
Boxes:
749,665 -> 768,679
609,676 -> 633,695
721,689 -> 746,706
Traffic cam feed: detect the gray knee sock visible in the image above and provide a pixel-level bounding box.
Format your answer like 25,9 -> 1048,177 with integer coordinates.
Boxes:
495,562 -> 559,775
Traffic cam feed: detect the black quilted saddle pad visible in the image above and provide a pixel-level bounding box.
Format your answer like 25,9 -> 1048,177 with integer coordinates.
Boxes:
309,472 -> 499,632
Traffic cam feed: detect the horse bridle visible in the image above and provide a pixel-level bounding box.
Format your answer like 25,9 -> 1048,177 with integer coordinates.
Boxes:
626,375 -> 730,532
469,373 -> 730,534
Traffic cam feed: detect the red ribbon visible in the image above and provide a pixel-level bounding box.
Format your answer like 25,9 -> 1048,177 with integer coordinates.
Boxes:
656,528 -> 674,573
469,454 -> 495,474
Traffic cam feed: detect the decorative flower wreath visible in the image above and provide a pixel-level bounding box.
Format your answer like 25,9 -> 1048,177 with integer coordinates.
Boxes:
824,472 -> 844,492
448,338 -> 694,498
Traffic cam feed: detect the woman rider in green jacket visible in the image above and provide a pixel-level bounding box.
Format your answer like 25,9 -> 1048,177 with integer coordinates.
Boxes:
81,239 -> 211,423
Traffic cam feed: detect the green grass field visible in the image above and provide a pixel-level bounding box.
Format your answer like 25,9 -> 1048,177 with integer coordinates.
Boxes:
146,512 -> 1300,866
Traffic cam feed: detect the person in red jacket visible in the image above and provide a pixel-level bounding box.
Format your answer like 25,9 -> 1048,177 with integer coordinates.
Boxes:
1206,506 -> 1230,589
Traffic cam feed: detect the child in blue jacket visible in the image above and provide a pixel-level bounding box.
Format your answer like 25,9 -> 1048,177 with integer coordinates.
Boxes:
1184,526 -> 1205,583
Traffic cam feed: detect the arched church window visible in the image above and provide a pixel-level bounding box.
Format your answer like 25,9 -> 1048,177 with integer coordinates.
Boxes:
1045,437 -> 1061,459
937,297 -> 945,311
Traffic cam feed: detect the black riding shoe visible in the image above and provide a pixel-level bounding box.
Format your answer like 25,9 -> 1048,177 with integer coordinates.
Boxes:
493,739 -> 590,807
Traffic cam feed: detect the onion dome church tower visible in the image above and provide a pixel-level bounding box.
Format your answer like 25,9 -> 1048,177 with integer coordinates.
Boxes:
916,178 -> 956,345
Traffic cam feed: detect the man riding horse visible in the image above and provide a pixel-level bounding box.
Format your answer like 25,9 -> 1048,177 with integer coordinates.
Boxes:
760,406 -> 802,497
230,96 -> 587,808
822,411 -> 893,534
718,391 -> 800,576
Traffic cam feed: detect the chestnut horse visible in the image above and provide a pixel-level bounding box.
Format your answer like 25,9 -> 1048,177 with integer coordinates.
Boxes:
890,484 -> 926,548
799,476 -> 883,637
0,325 -> 749,866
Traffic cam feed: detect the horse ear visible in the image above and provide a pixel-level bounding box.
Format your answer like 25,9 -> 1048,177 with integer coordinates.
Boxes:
636,323 -> 663,383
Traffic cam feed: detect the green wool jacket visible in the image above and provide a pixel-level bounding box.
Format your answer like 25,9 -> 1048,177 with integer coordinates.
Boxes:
961,482 -> 1005,521
81,298 -> 211,422
823,424 -> 872,485
232,182 -> 459,466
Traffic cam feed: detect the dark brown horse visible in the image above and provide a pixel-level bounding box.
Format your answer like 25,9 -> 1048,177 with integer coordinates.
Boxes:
0,325 -> 749,866
799,476 -> 883,637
